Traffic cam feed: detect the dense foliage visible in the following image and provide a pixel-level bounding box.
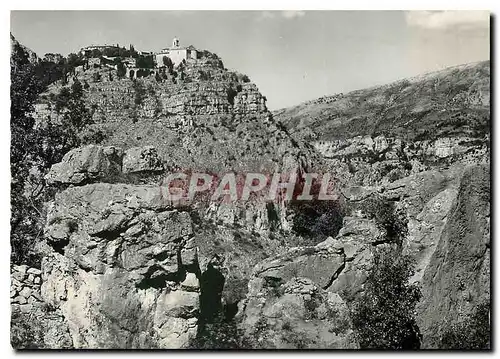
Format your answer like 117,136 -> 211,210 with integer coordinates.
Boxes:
350,247 -> 422,349
10,39 -> 103,266
10,41 -> 45,265
289,199 -> 345,242
440,302 -> 490,349
359,195 -> 408,244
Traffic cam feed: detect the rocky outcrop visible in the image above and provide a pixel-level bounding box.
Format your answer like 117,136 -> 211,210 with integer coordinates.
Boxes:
46,145 -> 123,185
122,146 -> 164,174
239,276 -> 358,349
236,222 -> 386,349
46,144 -> 169,185
41,180 -> 200,348
416,165 -> 490,348
313,134 -> 488,187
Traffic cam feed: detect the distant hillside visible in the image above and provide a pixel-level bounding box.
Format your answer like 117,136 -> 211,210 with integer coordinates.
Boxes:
275,61 -> 490,143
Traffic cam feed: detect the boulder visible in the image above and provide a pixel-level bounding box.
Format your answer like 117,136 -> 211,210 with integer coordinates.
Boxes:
46,145 -> 123,185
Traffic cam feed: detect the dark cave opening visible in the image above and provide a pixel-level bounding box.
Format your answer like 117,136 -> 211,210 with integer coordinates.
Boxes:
199,262 -> 225,323
192,260 -> 245,349
50,238 -> 69,255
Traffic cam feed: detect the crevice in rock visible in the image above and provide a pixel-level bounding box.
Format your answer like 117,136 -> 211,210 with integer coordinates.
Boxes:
49,238 -> 69,255
92,228 -> 123,242
223,301 -> 239,322
199,261 -> 225,323
191,255 -> 244,349
135,264 -> 185,289
322,251 -> 346,290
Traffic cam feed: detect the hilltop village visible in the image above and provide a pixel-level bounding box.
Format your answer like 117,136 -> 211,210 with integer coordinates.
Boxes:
77,38 -> 202,79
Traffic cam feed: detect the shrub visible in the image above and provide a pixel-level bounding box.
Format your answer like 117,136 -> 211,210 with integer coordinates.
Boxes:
116,62 -> 126,78
226,86 -> 238,105
162,56 -> 173,72
289,199 -> 345,242
350,247 -> 421,349
132,80 -> 146,106
92,72 -> 101,83
439,302 -> 490,349
359,195 -> 407,244
11,309 -> 44,349
190,314 -> 248,349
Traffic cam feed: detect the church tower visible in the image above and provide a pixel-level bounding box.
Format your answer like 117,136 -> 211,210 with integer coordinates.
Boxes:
172,37 -> 180,48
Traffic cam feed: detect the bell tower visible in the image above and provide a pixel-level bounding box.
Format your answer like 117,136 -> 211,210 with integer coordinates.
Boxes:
172,37 -> 180,48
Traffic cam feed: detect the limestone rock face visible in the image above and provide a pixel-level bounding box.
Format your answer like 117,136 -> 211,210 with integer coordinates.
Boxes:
46,145 -> 123,185
236,231 -> 387,349
313,134 -> 488,187
41,181 -> 200,348
252,244 -> 346,291
122,146 -> 164,174
238,276 -> 358,349
416,165 -> 490,348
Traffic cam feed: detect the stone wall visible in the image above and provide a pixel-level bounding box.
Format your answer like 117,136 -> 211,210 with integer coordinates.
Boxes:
11,265 -> 43,308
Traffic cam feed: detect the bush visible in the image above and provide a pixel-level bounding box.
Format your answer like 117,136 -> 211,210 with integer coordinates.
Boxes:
92,72 -> 101,83
132,80 -> 146,106
439,302 -> 490,349
11,309 -> 44,349
226,86 -> 238,105
350,247 -> 422,349
359,195 -> 407,244
290,199 -> 345,242
116,62 -> 126,78
190,314 -> 248,349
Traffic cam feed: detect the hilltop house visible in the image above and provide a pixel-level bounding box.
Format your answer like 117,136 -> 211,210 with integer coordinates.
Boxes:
155,38 -> 198,67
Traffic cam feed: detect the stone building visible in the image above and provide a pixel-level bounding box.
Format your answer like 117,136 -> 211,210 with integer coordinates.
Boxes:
80,45 -> 119,57
155,38 -> 198,67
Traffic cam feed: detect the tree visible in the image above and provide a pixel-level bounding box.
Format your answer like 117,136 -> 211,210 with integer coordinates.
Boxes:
71,78 -> 83,98
135,55 -> 154,69
162,56 -> 173,72
290,199 -> 345,242
116,62 -> 126,78
155,71 -> 162,82
11,40 -> 102,266
66,53 -> 82,69
360,195 -> 408,245
132,80 -> 146,105
350,247 -> 422,349
10,41 -> 44,265
92,72 -> 102,83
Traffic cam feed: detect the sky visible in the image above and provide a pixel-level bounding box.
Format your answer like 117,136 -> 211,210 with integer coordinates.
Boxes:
10,10 -> 490,110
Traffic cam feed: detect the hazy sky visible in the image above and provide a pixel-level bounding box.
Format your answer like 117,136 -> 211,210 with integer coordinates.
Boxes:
10,10 -> 490,110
